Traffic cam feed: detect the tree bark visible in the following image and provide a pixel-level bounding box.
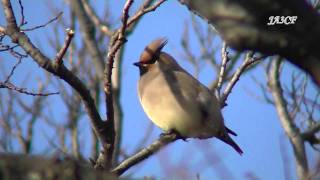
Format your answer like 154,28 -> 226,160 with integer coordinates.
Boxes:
178,0 -> 320,86
269,59 -> 309,180
0,154 -> 117,180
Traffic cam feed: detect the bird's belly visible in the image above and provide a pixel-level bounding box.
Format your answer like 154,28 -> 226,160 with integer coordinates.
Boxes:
140,87 -> 203,137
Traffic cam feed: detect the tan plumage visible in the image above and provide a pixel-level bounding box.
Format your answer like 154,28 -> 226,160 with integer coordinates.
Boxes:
134,38 -> 243,155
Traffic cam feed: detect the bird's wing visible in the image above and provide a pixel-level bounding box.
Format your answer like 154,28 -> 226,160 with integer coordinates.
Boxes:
171,70 -> 215,119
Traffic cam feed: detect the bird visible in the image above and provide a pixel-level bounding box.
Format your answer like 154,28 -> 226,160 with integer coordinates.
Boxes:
134,38 -> 243,155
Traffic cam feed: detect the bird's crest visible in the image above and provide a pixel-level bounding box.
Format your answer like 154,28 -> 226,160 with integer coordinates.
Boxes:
139,37 -> 168,64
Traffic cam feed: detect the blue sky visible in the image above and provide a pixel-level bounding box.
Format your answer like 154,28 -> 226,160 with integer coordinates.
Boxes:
1,0 -> 319,179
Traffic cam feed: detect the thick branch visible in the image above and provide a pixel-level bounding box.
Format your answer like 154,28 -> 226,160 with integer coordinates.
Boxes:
111,49 -> 124,166
0,154 -> 116,179
80,0 -> 113,36
94,0 -> 134,170
178,0 -> 320,86
269,59 -> 309,180
70,0 -> 105,77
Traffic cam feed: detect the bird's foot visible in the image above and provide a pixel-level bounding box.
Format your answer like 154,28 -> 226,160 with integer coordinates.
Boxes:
160,130 -> 188,141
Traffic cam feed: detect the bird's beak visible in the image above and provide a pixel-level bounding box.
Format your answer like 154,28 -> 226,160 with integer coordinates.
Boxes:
133,62 -> 141,67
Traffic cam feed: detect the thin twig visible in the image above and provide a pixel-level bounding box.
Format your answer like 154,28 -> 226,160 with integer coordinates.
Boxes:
0,44 -> 18,52
180,24 -> 199,78
21,12 -> 63,32
250,75 -> 274,105
69,0 -> 105,77
4,57 -> 22,83
220,53 -> 266,106
55,29 -> 74,65
0,42 -> 27,59
216,42 -> 229,97
126,0 -> 167,29
80,0 -> 113,36
18,0 -> 26,27
0,82 -> 59,96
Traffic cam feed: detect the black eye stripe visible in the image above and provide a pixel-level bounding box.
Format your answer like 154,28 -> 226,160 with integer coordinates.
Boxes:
141,59 -> 156,65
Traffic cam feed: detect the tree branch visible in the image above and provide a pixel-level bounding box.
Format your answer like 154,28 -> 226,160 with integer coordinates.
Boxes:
111,133 -> 179,176
301,122 -> 320,145
216,42 -> 229,97
178,0 -> 320,86
95,0 -> 167,170
2,0 -> 109,163
0,154 -> 117,179
220,52 -> 265,106
70,0 -> 105,77
55,29 -> 74,65
268,58 -> 310,180
80,0 -> 113,36
93,0 -> 134,170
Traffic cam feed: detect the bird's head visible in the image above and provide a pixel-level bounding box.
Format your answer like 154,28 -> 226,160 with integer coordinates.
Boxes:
134,38 -> 167,74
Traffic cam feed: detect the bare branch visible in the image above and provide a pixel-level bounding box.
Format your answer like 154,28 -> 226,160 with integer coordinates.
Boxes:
0,82 -> 59,96
180,24 -> 199,77
97,0 -> 134,170
17,0 -> 26,27
220,52 -> 265,106
216,42 -> 229,97
268,58 -> 309,180
55,29 -> 74,65
21,12 -> 63,32
2,0 -> 108,166
80,0 -> 113,36
248,75 -> 275,105
177,0 -> 320,86
289,74 -> 307,119
111,133 -> 180,176
111,50 -> 124,165
301,122 -> 320,145
4,57 -> 22,83
126,0 -> 167,29
279,136 -> 293,180
69,0 -> 105,76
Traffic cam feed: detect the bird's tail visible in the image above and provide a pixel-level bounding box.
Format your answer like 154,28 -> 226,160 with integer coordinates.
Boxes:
226,126 -> 237,136
218,132 -> 243,155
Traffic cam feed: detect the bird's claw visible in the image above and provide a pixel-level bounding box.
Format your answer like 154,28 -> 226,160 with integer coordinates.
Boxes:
160,130 -> 188,141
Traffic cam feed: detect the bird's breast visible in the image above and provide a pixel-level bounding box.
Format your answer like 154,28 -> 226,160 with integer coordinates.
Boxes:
138,73 -> 203,137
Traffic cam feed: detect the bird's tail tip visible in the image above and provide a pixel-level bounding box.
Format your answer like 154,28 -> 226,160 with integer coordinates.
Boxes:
218,134 -> 243,156
234,143 -> 244,155
229,140 -> 243,156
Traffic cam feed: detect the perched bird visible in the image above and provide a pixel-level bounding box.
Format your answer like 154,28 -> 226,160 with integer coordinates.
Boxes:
134,38 -> 243,155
